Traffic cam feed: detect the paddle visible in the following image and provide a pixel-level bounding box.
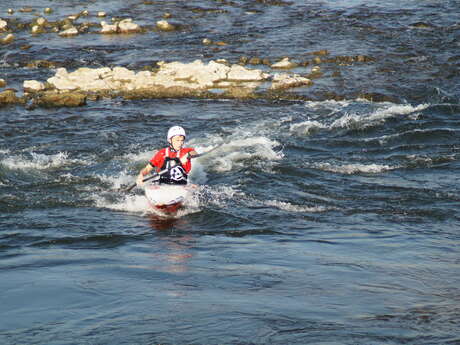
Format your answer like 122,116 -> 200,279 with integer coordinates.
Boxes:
124,172 -> 160,193
124,146 -> 218,193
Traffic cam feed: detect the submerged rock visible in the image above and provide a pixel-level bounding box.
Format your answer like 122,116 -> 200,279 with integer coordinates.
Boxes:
59,27 -> 79,37
118,18 -> 141,33
0,89 -> 23,106
1,33 -> 14,44
100,18 -> 141,34
0,19 -> 7,31
271,73 -> 312,90
271,57 -> 298,69
33,91 -> 87,108
100,21 -> 118,34
156,20 -> 176,31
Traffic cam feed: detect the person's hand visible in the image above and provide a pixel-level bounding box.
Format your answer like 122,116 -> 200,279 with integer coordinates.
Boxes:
136,174 -> 144,187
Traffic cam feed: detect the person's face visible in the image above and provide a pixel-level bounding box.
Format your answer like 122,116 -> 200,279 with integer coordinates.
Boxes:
169,135 -> 185,151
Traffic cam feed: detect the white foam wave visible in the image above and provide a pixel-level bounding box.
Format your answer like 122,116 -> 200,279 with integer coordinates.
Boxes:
291,102 -> 429,136
264,199 -> 327,213
1,152 -> 87,170
313,162 -> 395,174
196,136 -> 283,173
122,149 -> 157,164
331,103 -> 429,129
290,120 -> 326,136
94,193 -> 149,213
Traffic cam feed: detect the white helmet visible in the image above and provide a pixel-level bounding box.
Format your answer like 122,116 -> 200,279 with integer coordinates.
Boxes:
167,126 -> 186,141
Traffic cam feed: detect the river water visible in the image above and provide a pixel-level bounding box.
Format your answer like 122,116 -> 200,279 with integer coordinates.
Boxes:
1,1 -> 460,344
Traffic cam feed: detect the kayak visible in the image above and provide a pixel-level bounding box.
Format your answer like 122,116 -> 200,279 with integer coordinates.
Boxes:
144,184 -> 192,215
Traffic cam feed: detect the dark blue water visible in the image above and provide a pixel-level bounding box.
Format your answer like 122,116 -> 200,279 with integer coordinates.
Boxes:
1,1 -> 460,344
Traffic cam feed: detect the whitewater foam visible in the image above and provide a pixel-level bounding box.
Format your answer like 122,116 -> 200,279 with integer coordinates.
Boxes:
1,152 -> 87,170
313,162 -> 395,174
291,101 -> 430,136
264,199 -> 328,213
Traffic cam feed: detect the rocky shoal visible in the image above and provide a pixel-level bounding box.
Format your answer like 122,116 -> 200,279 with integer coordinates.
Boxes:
1,59 -> 317,108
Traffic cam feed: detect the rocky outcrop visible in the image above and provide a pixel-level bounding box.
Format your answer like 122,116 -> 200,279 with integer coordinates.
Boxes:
44,60 -> 270,94
20,59 -> 316,106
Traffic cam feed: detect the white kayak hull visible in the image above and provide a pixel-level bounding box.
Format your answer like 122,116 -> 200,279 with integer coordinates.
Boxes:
144,184 -> 192,214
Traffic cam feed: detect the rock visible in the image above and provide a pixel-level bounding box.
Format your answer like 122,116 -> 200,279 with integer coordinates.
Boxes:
270,73 -> 312,90
7,9 -> 14,15
100,21 -> 118,34
23,80 -> 45,92
312,56 -> 322,64
59,27 -> 79,37
156,20 -> 176,31
32,25 -> 45,34
0,89 -> 22,106
97,12 -> 107,17
0,79 -> 6,88
34,92 -> 87,108
19,7 -> 33,13
311,66 -> 321,73
44,8 -> 53,14
25,59 -> 306,101
248,57 -> 262,65
112,66 -> 136,81
118,18 -> 141,33
227,64 -> 269,81
35,17 -> 48,26
1,33 -> 14,45
0,19 -> 7,31
26,60 -> 58,68
312,49 -> 329,56
202,38 -> 212,45
271,57 -> 298,69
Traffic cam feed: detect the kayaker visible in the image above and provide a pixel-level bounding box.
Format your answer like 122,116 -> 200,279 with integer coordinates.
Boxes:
136,126 -> 198,186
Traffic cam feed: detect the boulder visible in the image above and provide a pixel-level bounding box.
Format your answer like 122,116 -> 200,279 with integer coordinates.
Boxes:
24,80 -> 45,92
0,79 -> 6,88
0,19 -> 7,31
271,57 -> 298,69
59,27 -> 79,37
100,21 -> 118,34
0,89 -> 22,106
34,92 -> 87,108
156,20 -> 175,31
1,34 -> 14,45
118,18 -> 141,33
270,73 -> 312,90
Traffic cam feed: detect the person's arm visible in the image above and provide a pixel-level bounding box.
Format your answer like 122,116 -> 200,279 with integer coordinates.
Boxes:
180,149 -> 198,165
136,164 -> 154,186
